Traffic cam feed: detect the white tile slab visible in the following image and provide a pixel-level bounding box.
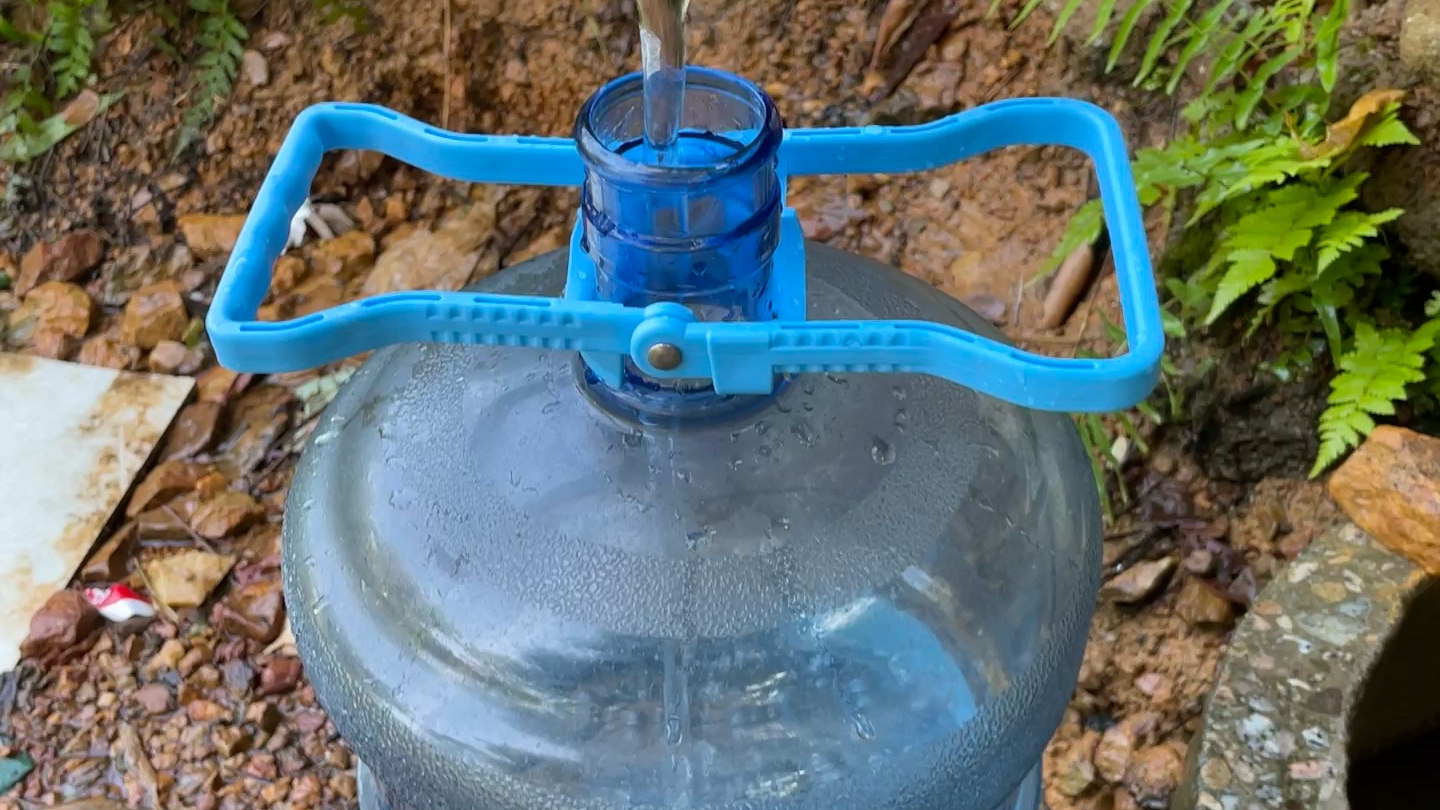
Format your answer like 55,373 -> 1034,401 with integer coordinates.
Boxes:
0,353 -> 193,670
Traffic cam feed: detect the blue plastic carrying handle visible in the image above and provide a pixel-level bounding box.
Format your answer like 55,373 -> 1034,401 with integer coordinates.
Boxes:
207,98 -> 1163,413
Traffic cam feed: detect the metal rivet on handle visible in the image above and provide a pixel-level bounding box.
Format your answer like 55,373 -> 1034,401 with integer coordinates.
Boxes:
647,343 -> 683,371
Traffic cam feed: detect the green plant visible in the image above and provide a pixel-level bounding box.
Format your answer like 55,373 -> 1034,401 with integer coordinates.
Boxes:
172,0 -> 246,157
1,0 -> 112,163
1006,0 -> 1428,478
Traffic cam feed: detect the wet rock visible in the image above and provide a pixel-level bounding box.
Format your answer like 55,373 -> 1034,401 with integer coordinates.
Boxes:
962,293 -> 1007,325
147,339 -> 203,374
1328,425 -> 1440,574
17,229 -> 104,295
361,199 -> 500,296
241,49 -> 269,86
1181,548 -> 1216,576
333,149 -> 385,187
310,230 -> 375,281
142,550 -> 237,608
144,638 -> 186,674
20,589 -> 103,664
220,384 -> 292,475
215,726 -> 254,756
136,503 -> 193,540
1095,713 -> 1159,784
258,657 -> 303,696
81,522 -> 138,582
269,255 -> 307,297
133,682 -> 173,714
77,333 -> 142,370
163,401 -> 223,460
127,459 -> 207,517
1054,731 -> 1099,798
221,658 -> 256,691
1101,557 -> 1177,605
1123,742 -> 1187,808
190,491 -> 264,539
1401,0 -> 1440,85
195,366 -> 246,404
177,214 -> 247,259
120,281 -> 188,349
246,700 -> 282,733
113,723 -> 160,808
212,579 -> 286,642
1174,577 -> 1236,629
187,698 -> 229,723
10,281 -> 94,350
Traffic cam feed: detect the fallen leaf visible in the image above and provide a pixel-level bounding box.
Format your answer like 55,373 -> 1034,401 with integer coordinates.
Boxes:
871,0 -> 930,68
262,617 -> 296,656
60,89 -> 102,127
0,92 -> 122,164
51,800 -> 136,810
1301,88 -> 1406,160
141,551 -> 236,608
112,724 -> 159,810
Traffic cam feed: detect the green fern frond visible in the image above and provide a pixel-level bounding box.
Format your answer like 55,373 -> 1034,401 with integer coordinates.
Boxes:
1314,0 -> 1350,92
1107,0 -> 1158,72
1315,208 -> 1403,272
1135,0 -> 1193,87
1312,320 -> 1440,476
174,0 -> 246,157
1355,105 -> 1422,149
1166,0 -> 1235,94
1206,248 -> 1277,324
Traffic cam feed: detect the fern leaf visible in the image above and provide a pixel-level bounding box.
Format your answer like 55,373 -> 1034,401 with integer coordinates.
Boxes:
1206,248 -> 1277,324
1355,115 -> 1421,149
1235,47 -> 1301,128
1046,0 -> 1083,44
1312,320 -> 1440,476
1086,0 -> 1120,46
1107,0 -> 1157,73
1315,209 -> 1403,272
1205,11 -> 1270,95
1135,0 -> 1193,87
1010,0 -> 1048,29
1315,0 -> 1349,92
1166,0 -> 1235,94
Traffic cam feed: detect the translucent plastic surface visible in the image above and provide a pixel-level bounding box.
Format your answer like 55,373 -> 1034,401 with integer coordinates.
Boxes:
286,246 -> 1101,810
576,68 -> 783,324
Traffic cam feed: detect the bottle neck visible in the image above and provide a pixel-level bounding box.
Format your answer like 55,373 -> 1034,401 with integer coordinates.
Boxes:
574,67 -> 785,424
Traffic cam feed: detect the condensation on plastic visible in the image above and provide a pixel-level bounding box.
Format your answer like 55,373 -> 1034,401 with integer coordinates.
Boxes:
286,246 -> 1101,810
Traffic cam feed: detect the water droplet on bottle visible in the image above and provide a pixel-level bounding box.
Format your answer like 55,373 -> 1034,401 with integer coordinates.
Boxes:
790,420 -> 817,447
852,712 -> 876,740
622,432 -> 643,448
755,420 -> 771,435
728,456 -> 744,470
541,400 -> 560,415
664,716 -> 683,745
802,382 -> 815,396
892,385 -> 907,401
893,409 -> 908,428
871,437 -> 896,466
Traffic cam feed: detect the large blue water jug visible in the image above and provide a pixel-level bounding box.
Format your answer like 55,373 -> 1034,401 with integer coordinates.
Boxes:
208,67 -> 1162,810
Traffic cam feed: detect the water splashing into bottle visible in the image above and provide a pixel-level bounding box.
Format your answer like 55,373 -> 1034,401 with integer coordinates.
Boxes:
637,0 -> 690,160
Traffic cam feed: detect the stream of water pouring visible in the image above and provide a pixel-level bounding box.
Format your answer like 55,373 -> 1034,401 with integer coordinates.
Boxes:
637,0 -> 690,159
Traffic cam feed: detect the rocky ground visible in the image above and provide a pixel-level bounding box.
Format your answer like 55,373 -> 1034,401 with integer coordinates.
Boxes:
0,0 -> 1425,808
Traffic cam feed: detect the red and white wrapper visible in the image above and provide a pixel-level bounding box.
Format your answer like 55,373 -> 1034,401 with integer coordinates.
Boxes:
84,584 -> 157,622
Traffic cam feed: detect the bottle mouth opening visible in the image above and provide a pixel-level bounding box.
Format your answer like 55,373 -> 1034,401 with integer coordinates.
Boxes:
574,67 -> 783,187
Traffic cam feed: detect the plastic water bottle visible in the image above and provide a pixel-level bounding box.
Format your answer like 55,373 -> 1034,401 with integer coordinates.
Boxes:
208,66 -> 1163,810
